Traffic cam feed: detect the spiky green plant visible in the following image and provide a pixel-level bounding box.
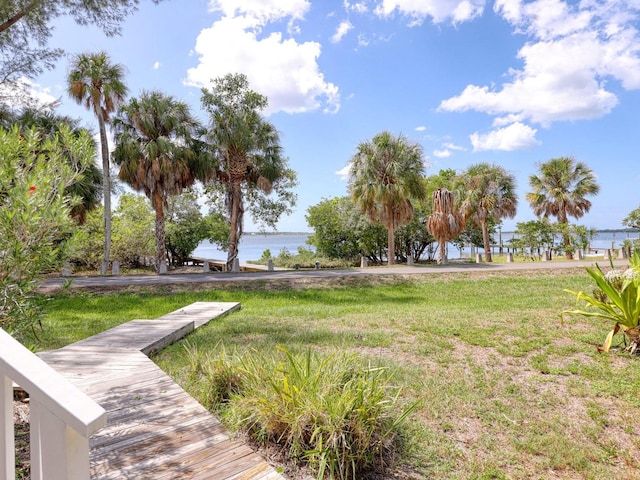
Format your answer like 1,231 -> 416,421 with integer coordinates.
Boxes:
563,251 -> 640,353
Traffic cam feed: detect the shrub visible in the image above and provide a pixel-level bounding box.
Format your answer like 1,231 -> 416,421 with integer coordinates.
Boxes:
0,125 -> 93,337
563,250 -> 640,353
187,346 -> 416,479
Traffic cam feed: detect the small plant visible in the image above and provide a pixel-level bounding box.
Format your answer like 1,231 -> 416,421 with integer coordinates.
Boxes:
188,345 -> 417,480
563,250 -> 640,353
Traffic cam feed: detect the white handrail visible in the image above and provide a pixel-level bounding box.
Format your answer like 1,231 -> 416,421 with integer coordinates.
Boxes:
0,328 -> 106,480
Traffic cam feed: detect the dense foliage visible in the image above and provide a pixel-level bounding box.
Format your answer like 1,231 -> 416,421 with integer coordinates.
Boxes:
113,90 -> 208,273
0,0 -> 161,92
184,346 -> 415,480
201,73 -> 297,270
0,125 -> 93,336
349,131 -> 426,265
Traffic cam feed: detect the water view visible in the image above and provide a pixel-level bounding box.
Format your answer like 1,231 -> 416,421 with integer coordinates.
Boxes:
193,230 -> 639,263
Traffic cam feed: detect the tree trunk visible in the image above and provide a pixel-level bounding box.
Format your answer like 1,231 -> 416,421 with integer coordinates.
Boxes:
482,219 -> 492,262
98,115 -> 111,275
227,180 -> 243,272
437,237 -> 447,265
559,211 -> 573,259
387,225 -> 395,266
153,189 -> 166,274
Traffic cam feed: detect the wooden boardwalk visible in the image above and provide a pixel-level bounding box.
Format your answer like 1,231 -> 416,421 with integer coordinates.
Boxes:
38,302 -> 283,480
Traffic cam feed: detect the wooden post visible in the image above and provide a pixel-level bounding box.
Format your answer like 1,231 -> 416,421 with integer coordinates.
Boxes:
1,374 -> 14,480
360,256 -> 368,268
61,263 -> 72,277
475,253 -> 482,263
202,260 -> 210,273
407,256 -> 414,266
232,258 -> 240,273
267,259 -> 274,271
112,260 -> 120,276
506,252 -> 514,263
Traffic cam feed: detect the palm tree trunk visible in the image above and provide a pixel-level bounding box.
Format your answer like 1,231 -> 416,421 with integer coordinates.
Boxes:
482,219 -> 492,262
437,237 -> 447,265
153,189 -> 167,274
387,225 -> 395,265
559,211 -> 573,259
227,181 -> 243,272
98,116 -> 111,275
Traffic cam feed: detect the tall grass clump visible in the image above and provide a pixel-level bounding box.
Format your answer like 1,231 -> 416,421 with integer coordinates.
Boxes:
186,345 -> 416,480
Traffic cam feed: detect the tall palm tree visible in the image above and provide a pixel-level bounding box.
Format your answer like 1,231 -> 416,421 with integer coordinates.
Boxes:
426,188 -> 465,264
526,156 -> 600,259
349,131 -> 426,265
201,73 -> 292,272
459,163 -> 517,262
112,90 -> 207,274
67,51 -> 127,273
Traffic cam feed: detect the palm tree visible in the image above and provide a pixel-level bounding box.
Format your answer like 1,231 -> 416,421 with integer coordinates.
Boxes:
526,157 -> 600,259
67,51 -> 127,273
426,188 -> 465,264
349,131 -> 427,265
112,90 -> 207,274
459,163 -> 517,262
201,73 -> 293,272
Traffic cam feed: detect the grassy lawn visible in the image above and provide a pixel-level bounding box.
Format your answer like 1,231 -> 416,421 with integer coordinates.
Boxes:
34,269 -> 640,479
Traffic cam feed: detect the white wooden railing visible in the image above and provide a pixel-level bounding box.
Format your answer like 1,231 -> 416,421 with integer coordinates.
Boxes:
0,328 -> 106,480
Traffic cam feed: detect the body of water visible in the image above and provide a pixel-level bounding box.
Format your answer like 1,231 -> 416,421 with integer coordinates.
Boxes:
193,233 -> 313,263
193,230 -> 639,263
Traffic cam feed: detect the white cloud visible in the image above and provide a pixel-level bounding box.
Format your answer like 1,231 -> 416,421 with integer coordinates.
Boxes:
344,1 -> 369,14
153,61 -> 161,70
415,125 -> 427,131
332,20 -> 353,43
440,1 -> 640,126
470,122 -> 540,151
433,149 -> 452,158
442,142 -> 466,151
187,14 -> 340,115
0,77 -> 58,109
208,0 -> 310,23
336,164 -> 351,180
375,0 -> 487,25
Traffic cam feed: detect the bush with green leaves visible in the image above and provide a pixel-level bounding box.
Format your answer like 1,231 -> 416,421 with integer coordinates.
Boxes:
185,346 -> 416,480
165,190 -> 229,266
0,125 -> 92,336
563,251 -> 640,353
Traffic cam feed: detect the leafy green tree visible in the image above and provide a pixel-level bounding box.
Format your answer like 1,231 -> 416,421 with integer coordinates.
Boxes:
306,197 -> 385,262
7,107 -> 103,224
572,224 -> 597,255
0,0 -> 161,90
68,194 -> 155,269
112,90 -> 208,273
111,194 -> 155,267
623,206 -> 640,230
201,73 -> 297,271
510,219 -> 557,258
527,157 -> 600,259
68,51 -> 128,273
459,163 -> 517,262
0,125 -> 93,337
349,131 -> 427,265
165,190 -> 229,266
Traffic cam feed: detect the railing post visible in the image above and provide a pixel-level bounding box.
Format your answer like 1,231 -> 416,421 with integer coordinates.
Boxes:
30,399 -> 91,480
1,373 -> 14,479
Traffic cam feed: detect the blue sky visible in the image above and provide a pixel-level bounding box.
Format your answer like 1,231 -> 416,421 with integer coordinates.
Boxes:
23,0 -> 640,232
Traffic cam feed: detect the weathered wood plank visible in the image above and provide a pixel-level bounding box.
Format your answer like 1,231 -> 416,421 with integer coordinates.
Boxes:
37,302 -> 281,480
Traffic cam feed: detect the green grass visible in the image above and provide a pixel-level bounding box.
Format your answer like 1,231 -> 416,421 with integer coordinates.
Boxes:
31,269 -> 640,479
